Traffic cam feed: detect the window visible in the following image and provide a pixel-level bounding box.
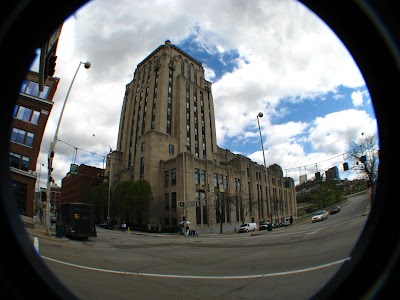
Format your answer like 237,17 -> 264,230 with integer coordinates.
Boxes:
171,168 -> 176,186
164,170 -> 170,187
11,128 -> 25,144
21,156 -> 29,171
169,144 -> 174,154
140,157 -> 144,180
171,192 -> 177,212
9,152 -> 20,168
141,142 -> 145,152
9,152 -> 29,171
25,132 -> 34,147
194,168 -> 199,185
164,193 -> 169,209
201,169 -> 206,186
16,106 -> 32,122
20,80 -> 49,99
31,111 -> 40,124
214,174 -> 218,188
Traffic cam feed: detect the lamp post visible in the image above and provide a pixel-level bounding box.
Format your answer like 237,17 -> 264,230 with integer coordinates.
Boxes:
45,61 -> 91,235
257,112 -> 272,229
106,154 -> 111,224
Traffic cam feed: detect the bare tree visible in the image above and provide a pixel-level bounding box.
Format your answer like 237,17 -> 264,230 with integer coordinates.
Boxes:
346,133 -> 379,206
237,193 -> 256,224
212,192 -> 234,234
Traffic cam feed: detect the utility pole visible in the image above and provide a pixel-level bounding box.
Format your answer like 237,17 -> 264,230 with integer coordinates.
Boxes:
45,61 -> 91,235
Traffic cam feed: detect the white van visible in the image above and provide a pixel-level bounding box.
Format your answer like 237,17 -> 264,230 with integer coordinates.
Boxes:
238,223 -> 257,233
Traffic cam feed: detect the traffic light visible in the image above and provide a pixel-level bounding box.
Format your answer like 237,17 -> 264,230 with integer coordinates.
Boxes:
97,173 -> 108,179
182,216 -> 186,222
47,54 -> 57,76
49,176 -> 54,183
343,162 -> 349,171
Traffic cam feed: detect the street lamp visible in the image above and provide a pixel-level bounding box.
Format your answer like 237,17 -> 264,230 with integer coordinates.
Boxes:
45,61 -> 91,235
257,112 -> 272,230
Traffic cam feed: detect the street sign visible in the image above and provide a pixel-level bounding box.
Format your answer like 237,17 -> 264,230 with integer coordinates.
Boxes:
70,163 -> 78,175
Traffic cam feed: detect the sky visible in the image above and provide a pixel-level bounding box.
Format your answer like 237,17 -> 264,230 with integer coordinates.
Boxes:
29,0 -> 378,190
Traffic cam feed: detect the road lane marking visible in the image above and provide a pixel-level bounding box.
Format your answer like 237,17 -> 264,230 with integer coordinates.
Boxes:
41,255 -> 350,279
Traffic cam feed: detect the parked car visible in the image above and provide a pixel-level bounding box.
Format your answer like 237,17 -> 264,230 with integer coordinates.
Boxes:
329,205 -> 341,215
238,223 -> 257,232
98,222 -> 113,229
259,223 -> 271,230
311,210 -> 329,223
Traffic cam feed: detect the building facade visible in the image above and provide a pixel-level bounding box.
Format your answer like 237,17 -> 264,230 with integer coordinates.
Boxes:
60,164 -> 104,205
10,70 -> 59,218
109,40 -> 296,233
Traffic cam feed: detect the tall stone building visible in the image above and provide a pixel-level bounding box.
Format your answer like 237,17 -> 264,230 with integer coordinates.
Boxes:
108,40 -> 296,233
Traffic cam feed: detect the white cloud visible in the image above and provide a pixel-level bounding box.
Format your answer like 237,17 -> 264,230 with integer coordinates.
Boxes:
32,0 -> 376,187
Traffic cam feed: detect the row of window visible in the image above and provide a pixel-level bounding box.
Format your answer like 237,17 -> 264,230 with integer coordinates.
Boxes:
10,127 -> 34,147
10,152 -> 30,171
164,166 -> 287,193
20,79 -> 50,100
164,169 -> 177,187
13,105 -> 41,125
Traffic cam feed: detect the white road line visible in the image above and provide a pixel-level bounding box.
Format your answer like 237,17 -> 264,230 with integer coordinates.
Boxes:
41,255 -> 350,280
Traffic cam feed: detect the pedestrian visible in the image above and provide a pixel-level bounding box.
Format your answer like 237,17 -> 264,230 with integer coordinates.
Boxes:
289,215 -> 293,225
186,225 -> 190,236
39,209 -> 43,225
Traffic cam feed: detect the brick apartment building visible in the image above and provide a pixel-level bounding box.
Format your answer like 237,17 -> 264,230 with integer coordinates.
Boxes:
61,164 -> 104,204
10,70 -> 59,217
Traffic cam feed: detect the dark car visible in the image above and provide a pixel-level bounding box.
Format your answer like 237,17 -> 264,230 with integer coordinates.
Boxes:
329,205 -> 341,215
99,222 -> 113,229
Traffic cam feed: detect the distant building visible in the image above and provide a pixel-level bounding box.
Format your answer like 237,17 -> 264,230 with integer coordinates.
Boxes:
325,166 -> 340,181
299,174 -> 307,184
108,40 -> 297,233
60,164 -> 104,204
10,70 -> 59,217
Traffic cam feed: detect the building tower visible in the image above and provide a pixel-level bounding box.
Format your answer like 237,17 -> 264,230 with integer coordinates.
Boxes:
111,40 -> 296,233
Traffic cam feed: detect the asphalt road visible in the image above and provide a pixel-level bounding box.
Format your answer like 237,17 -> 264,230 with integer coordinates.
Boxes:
27,192 -> 370,299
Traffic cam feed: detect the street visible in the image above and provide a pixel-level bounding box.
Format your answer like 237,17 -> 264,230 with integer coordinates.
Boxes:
31,192 -> 369,299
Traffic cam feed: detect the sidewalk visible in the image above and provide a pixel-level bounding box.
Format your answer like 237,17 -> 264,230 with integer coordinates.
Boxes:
24,222 -> 69,242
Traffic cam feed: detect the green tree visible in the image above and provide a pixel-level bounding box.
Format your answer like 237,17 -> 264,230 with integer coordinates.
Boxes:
313,180 -> 345,209
87,182 -> 109,223
113,179 -> 153,225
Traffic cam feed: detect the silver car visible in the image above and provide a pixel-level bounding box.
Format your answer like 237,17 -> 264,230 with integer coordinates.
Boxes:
311,210 -> 329,223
